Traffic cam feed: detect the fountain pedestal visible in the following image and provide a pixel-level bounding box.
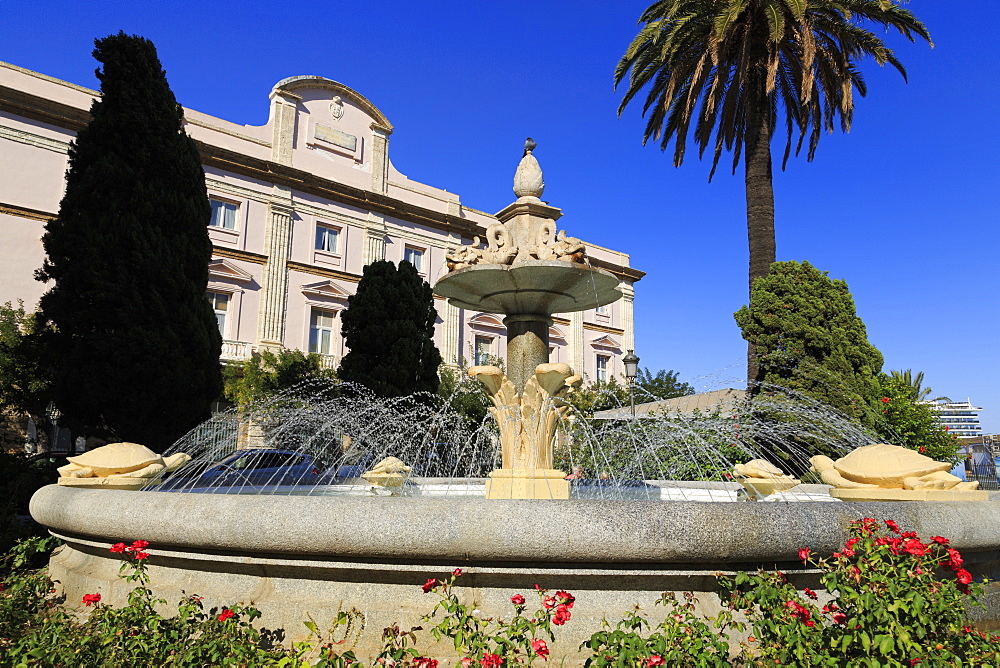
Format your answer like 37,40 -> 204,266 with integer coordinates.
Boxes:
486,468 -> 570,500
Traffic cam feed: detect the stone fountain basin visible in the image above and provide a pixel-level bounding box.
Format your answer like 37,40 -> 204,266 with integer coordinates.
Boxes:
434,260 -> 621,314
30,485 -> 1000,660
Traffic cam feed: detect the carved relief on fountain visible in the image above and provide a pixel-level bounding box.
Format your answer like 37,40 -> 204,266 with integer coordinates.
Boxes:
445,139 -> 587,272
469,362 -> 581,499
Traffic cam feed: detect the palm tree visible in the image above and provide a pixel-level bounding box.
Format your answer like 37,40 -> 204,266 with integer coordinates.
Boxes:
614,0 -> 931,381
889,369 -> 950,403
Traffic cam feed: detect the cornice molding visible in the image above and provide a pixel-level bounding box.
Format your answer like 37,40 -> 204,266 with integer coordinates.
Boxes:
0,201 -> 55,222
583,322 -> 625,335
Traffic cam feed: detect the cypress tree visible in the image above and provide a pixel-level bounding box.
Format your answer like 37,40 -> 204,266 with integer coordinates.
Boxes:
339,260 -> 442,397
35,32 -> 221,451
734,261 -> 884,428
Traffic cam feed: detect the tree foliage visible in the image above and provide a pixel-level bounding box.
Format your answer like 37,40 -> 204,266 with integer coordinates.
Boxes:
34,33 -> 221,451
734,261 -> 884,428
635,367 -> 694,402
338,260 -> 442,397
0,302 -> 52,425
876,375 -> 959,464
436,364 -> 490,426
222,348 -> 337,407
616,1 -> 930,382
888,368 -> 950,403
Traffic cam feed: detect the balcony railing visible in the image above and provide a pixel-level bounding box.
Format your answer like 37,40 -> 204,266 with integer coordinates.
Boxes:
317,353 -> 340,370
220,340 -> 253,362
219,341 -> 338,371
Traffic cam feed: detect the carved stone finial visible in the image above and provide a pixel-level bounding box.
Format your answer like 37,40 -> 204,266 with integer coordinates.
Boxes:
514,137 -> 544,199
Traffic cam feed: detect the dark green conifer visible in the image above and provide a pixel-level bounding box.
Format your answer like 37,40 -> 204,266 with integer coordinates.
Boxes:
734,261 -> 884,427
339,260 -> 442,397
36,32 -> 221,451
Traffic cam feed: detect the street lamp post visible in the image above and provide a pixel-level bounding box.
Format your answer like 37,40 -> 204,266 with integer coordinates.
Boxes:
622,349 -> 640,418
45,401 -> 61,454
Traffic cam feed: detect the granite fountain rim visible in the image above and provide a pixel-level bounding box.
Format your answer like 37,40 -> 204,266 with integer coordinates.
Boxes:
30,484 -> 1000,565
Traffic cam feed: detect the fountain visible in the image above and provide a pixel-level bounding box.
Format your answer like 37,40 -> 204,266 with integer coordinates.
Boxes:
435,138 -> 622,499
27,144 -> 1000,661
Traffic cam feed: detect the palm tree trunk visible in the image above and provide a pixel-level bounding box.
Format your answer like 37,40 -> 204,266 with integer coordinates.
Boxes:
744,104 -> 776,388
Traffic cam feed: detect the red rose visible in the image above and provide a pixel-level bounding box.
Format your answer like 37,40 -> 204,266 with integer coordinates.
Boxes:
110,543 -> 127,554
543,596 -> 556,609
481,654 -> 502,668
797,547 -> 810,563
511,594 -> 525,606
552,604 -> 572,626
531,639 -> 549,659
133,551 -> 150,560
885,520 -> 901,534
555,589 -> 576,608
452,568 -> 462,577
956,569 -> 973,585
82,593 -> 101,606
129,539 -> 150,551
414,658 -> 438,668
646,657 -> 666,667
803,588 -> 817,600
421,578 -> 438,593
944,548 -> 965,571
218,608 -> 235,622
833,612 -> 847,624
902,539 -> 927,557
931,536 -> 949,545
881,397 -> 891,403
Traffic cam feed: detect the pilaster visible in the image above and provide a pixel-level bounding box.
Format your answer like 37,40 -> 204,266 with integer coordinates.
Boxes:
269,90 -> 300,166
370,123 -> 391,194
257,187 -> 294,348
620,282 -> 635,352
364,212 -> 387,266
570,311 -> 585,376
443,302 -> 461,366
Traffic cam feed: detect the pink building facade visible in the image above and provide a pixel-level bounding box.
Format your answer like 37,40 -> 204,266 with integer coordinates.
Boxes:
0,62 -> 643,383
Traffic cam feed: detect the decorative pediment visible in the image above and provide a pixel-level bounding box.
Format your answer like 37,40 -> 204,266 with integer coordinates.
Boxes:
469,313 -> 506,330
590,335 -> 621,350
301,279 -> 351,301
549,326 -> 566,341
208,258 -> 252,283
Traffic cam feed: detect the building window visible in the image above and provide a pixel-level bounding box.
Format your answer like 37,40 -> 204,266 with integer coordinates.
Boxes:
315,224 -> 340,253
596,355 -> 609,382
207,292 -> 229,337
595,304 -> 608,316
404,247 -> 424,273
474,336 -> 493,366
309,309 -> 336,355
209,199 -> 238,230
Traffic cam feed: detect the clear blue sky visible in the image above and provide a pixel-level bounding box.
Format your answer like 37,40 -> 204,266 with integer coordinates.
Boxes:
4,1 -> 997,432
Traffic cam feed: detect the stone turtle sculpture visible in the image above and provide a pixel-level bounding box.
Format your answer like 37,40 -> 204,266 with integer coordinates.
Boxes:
57,442 -> 191,490
810,443 -> 978,491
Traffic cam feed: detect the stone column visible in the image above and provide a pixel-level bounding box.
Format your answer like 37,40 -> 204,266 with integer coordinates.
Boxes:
503,314 -> 552,392
620,282 -> 635,352
257,189 -> 293,348
570,311 -> 585,377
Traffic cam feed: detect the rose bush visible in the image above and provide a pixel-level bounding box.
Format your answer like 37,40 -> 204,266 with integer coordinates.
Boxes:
720,518 -> 1000,666
3,519 -> 1000,666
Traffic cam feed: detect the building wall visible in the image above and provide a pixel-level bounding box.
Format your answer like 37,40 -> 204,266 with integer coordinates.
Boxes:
0,62 -> 644,384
